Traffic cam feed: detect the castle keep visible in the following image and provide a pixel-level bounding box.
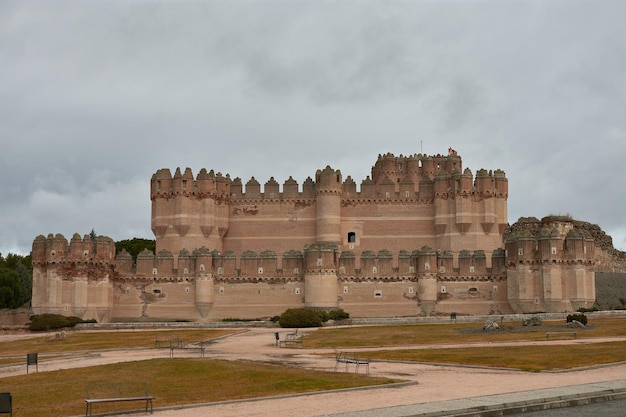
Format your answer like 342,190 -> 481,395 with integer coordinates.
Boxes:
31,151 -> 596,322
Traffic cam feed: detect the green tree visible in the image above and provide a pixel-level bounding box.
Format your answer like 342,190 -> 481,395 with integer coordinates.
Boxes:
0,252 -> 32,309
115,238 -> 156,262
0,268 -> 21,308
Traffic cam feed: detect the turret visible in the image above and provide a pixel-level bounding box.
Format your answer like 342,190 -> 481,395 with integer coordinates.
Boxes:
303,242 -> 339,309
416,246 -> 438,315
194,247 -> 214,318
315,166 -> 342,243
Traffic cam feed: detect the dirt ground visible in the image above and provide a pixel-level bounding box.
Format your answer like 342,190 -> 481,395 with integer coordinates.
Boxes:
2,327 -> 626,417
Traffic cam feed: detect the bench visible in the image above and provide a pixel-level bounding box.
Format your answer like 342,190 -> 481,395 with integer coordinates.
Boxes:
169,341 -> 206,358
546,331 -> 577,341
334,350 -> 369,374
279,329 -> 303,348
155,337 -> 183,349
85,382 -> 154,416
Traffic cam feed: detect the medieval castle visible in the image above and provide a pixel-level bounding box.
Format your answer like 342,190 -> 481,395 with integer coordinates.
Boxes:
31,150 -> 596,323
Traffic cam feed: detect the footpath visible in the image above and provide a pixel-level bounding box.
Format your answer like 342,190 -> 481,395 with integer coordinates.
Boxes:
2,327 -> 626,417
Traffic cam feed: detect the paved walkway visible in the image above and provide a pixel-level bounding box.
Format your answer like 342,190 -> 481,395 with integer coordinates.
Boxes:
3,327 -> 626,416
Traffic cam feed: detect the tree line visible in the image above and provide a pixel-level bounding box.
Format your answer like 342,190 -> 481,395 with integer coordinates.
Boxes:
0,252 -> 32,309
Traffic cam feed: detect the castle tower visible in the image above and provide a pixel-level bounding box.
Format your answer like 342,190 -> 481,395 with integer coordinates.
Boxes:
315,166 -> 342,243
303,242 -> 339,309
505,230 -> 540,313
416,247 -> 438,315
194,247 -> 214,318
151,168 -> 231,265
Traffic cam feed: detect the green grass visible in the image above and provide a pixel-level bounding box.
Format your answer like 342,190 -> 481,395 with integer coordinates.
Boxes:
2,359 -> 398,417
357,341 -> 626,371
0,329 -> 234,355
303,317 -> 626,348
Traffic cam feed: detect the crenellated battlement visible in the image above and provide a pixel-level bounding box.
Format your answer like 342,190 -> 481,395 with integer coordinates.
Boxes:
109,244 -> 508,283
149,152 -> 507,202
505,217 -> 595,264
31,233 -> 116,266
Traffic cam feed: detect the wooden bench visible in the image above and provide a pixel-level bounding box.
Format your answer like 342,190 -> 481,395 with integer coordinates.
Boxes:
169,341 -> 206,358
279,330 -> 303,347
334,350 -> 369,374
155,337 -> 183,349
85,382 -> 154,416
546,331 -> 577,341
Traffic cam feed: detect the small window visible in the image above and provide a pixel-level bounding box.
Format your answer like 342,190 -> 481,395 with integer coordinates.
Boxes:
385,192 -> 390,199
219,286 -> 224,294
409,266 -> 415,273
269,192 -> 274,199
408,287 -> 414,294
441,286 -> 447,293
64,305 -> 69,311
153,289 -> 161,294
372,266 -> 378,274
583,245 -> 587,254
469,265 -> 475,273
439,266 -> 446,273
405,191 -> 410,198
157,180 -> 161,191
295,287 -> 300,295
185,287 -> 190,293
51,250 -> 56,257
317,258 -> 323,267
518,248 -> 523,256
152,268 -> 158,275
424,261 -> 430,271
493,285 -> 498,292
343,286 -> 349,294
125,287 -> 131,294
347,232 -> 356,243
258,267 -> 264,275
83,250 -> 89,257
469,287 -> 478,293
182,180 -> 187,189
551,247 -> 557,255
183,267 -> 189,275
374,290 -> 382,298
293,267 -> 299,274
339,266 -> 346,274
200,264 -> 205,272
217,266 -> 224,275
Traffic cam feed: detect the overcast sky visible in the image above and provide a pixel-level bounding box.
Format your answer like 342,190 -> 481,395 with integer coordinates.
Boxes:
1,0 -> 625,256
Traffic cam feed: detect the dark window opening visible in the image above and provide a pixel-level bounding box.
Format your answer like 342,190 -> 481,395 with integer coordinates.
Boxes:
348,232 -> 356,243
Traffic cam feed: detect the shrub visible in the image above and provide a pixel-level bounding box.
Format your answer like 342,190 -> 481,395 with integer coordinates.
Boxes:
278,308 -> 323,328
566,313 -> 588,326
28,314 -> 95,331
577,307 -> 598,313
278,308 -> 349,328
328,309 -> 350,321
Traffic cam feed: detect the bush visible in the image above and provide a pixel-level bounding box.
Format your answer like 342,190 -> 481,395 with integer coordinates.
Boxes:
28,314 -> 95,331
566,313 -> 588,326
328,309 -> 350,321
279,308 -> 322,328
278,308 -> 349,328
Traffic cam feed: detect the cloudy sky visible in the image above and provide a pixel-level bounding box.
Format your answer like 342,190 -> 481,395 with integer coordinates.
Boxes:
1,0 -> 625,256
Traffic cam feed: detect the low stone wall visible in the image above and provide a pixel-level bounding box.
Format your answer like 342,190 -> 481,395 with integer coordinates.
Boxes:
0,308 -> 31,327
